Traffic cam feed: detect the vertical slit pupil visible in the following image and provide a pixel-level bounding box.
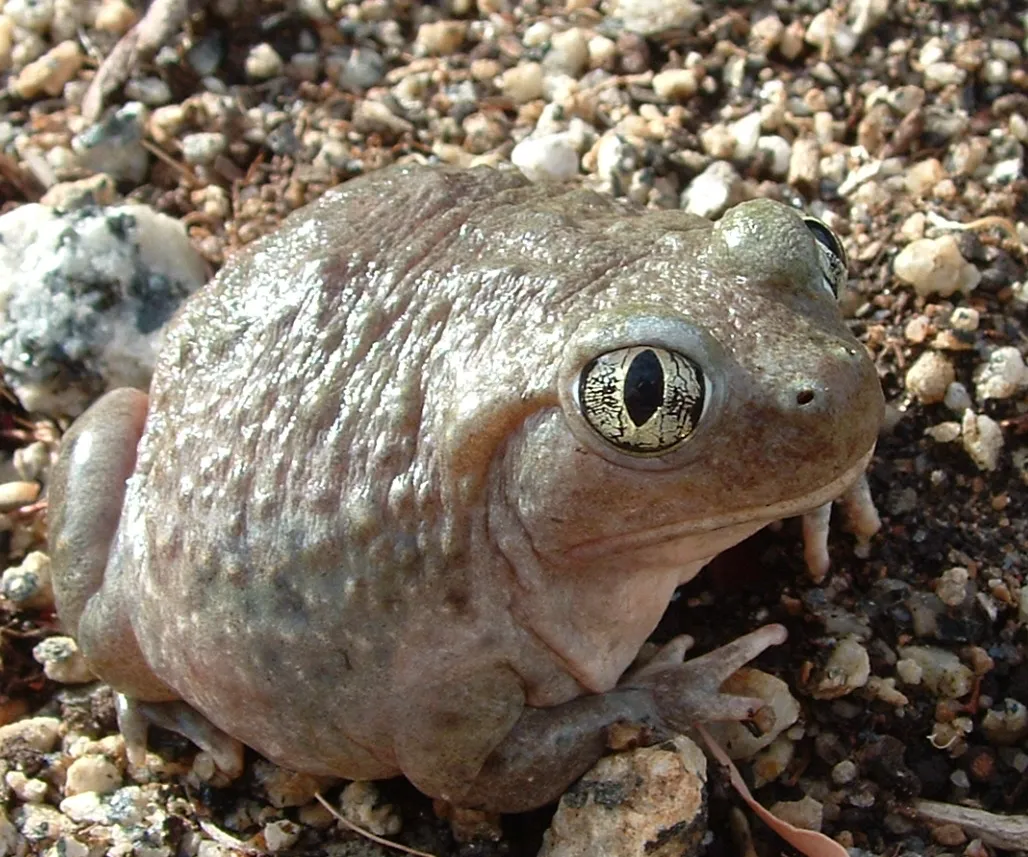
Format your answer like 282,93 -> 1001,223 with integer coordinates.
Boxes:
624,349 -> 664,426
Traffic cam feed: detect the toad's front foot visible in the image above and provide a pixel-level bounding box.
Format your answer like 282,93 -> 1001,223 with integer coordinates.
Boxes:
622,624 -> 788,730
117,694 -> 245,778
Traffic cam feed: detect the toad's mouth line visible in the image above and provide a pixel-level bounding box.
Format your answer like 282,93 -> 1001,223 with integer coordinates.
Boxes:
566,445 -> 877,562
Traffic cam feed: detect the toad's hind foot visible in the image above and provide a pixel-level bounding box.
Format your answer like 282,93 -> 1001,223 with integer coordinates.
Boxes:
117,694 -> 245,778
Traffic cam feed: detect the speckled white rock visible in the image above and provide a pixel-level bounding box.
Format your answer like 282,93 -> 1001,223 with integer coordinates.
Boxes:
0,201 -> 206,416
340,781 -> 401,837
72,102 -> 150,183
512,134 -> 580,182
602,0 -> 703,37
962,410 -> 1003,471
415,20 -> 466,56
64,755 -> 122,797
702,668 -> 801,759
936,567 -> 970,608
0,716 -> 61,755
33,636 -> 95,684
544,28 -> 589,77
539,736 -> 707,857
757,135 -> 793,177
810,636 -> 871,699
897,645 -> 974,699
893,235 -> 981,297
652,68 -> 699,101
681,160 -> 740,218
0,551 -> 53,610
769,795 -> 824,832
181,131 -> 227,165
905,351 -> 955,404
263,819 -> 302,853
974,347 -> 1028,400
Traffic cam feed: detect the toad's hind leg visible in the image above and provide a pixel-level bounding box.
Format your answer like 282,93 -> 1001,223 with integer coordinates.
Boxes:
50,389 -> 243,775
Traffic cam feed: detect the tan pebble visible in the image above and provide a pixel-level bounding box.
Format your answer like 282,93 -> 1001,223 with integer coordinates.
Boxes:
787,137 -> 820,189
499,62 -> 544,104
11,40 -> 83,99
340,781 -> 401,837
0,480 -> 39,512
962,410 -> 1003,471
936,567 -> 970,607
263,819 -> 302,853
768,795 -> 823,832
0,716 -> 61,755
905,158 -> 944,196
903,314 -> 931,343
5,769 -> 48,802
64,756 -> 122,797
925,421 -> 961,443
905,351 -> 955,404
415,20 -> 467,56
93,0 -> 138,34
931,822 -> 967,847
0,15 -> 13,72
702,668 -> 800,759
751,735 -> 795,787
810,636 -> 871,699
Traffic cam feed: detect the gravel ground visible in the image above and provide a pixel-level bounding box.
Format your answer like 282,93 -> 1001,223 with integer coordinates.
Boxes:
0,1 -> 1026,855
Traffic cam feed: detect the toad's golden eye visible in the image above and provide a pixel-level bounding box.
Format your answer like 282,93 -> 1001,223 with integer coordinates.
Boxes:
803,216 -> 848,298
578,346 -> 705,456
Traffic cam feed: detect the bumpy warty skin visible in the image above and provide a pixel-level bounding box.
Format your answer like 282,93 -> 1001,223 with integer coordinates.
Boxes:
52,164 -> 884,810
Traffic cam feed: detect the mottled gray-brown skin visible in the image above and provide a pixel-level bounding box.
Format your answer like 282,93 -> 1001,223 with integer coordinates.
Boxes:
49,165 -> 883,812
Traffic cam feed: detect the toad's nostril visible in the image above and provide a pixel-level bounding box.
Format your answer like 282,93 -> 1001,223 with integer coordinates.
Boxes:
796,389 -> 815,406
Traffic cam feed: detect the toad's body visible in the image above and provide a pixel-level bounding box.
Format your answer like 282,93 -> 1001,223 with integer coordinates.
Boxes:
50,165 -> 883,811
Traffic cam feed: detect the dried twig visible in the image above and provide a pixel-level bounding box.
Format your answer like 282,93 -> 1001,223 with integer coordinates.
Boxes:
82,0 -> 191,122
314,792 -> 436,857
913,799 -> 1028,851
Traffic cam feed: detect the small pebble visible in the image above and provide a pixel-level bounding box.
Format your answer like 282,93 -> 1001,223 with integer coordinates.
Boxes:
264,819 -> 302,853
961,410 -> 1003,471
936,567 -> 971,607
703,669 -> 800,759
251,759 -> 334,808
245,43 -> 284,80
93,0 -> 137,34
544,28 -> 589,77
415,20 -> 466,55
652,68 -> 700,101
974,346 -> 1027,400
5,0 -> 54,32
925,421 -> 961,443
33,636 -> 95,684
943,381 -> 973,415
511,134 -> 580,183
64,755 -> 122,797
499,62 -> 544,104
340,781 -> 401,837
606,0 -> 704,37
768,795 -> 823,832
787,137 -> 821,189
0,481 -> 39,512
897,645 -> 974,699
10,40 -> 82,99
6,770 -> 48,803
949,307 -> 979,332
981,699 -> 1028,745
905,351 -> 955,404
681,161 -> 739,218
893,235 -> 981,297
0,716 -> 61,755
831,759 -> 859,785
810,636 -> 871,699
181,132 -> 227,166
0,551 -> 53,610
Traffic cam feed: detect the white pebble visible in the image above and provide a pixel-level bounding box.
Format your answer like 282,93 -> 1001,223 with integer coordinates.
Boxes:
681,160 -> 739,218
962,410 -> 1003,471
810,636 -> 871,699
896,657 -> 923,685
936,567 -> 970,607
975,346 -> 1028,400
729,112 -> 763,160
64,756 -> 122,797
831,759 -> 858,785
925,421 -> 961,443
511,134 -> 580,183
897,645 -> 974,699
245,43 -> 283,80
340,781 -> 401,837
5,0 -> 54,32
905,351 -> 955,404
33,636 -> 95,684
415,20 -> 466,56
0,716 -> 61,754
757,135 -> 792,177
5,770 -> 48,802
943,381 -> 973,415
949,306 -> 979,331
0,550 -> 53,610
768,795 -> 823,832
893,235 -> 980,297
924,62 -> 967,88
523,21 -> 552,48
499,62 -> 544,104
652,68 -> 699,101
181,132 -> 227,166
544,28 -> 589,77
264,820 -> 302,853
605,0 -> 704,37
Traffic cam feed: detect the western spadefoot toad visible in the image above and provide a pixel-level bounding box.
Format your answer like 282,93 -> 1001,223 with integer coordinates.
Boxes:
50,164 -> 883,812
